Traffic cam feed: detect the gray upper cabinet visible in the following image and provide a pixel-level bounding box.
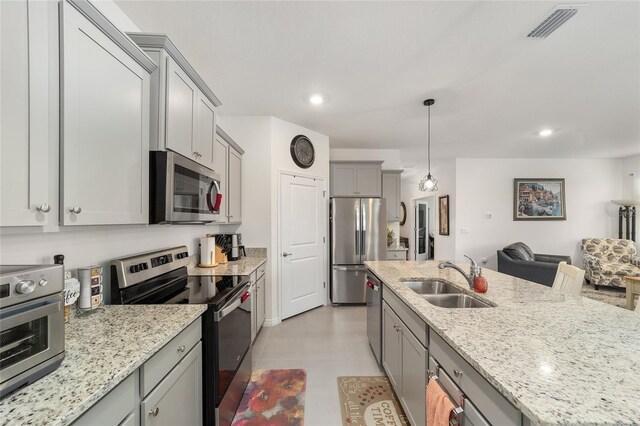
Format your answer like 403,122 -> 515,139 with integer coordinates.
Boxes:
195,93 -> 216,170
166,57 -> 197,162
213,136 -> 229,223
228,147 -> 242,224
127,33 -> 221,171
215,127 -> 244,225
60,0 -> 155,226
330,162 -> 382,197
382,171 -> 402,222
1,0 -> 52,226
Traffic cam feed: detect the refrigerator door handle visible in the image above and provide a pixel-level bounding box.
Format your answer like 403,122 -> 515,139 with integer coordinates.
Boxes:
355,203 -> 360,255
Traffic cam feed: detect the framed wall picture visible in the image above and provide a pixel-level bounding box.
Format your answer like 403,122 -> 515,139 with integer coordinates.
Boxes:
514,178 -> 566,221
438,195 -> 449,235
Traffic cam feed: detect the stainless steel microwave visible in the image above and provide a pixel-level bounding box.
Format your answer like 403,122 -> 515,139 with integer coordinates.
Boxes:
150,151 -> 222,224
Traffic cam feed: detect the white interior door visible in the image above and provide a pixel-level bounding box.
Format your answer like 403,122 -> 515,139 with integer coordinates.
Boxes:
280,174 -> 326,320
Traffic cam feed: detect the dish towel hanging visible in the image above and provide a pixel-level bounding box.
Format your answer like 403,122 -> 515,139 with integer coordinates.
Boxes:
426,377 -> 456,426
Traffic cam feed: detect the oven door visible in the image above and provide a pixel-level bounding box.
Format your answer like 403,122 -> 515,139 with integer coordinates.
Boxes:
214,285 -> 252,404
0,294 -> 64,389
151,151 -> 222,224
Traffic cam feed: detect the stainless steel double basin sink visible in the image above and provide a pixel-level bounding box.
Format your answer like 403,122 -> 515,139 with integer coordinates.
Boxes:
401,278 -> 493,308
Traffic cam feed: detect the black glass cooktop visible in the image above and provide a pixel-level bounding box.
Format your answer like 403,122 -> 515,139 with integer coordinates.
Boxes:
116,267 -> 250,310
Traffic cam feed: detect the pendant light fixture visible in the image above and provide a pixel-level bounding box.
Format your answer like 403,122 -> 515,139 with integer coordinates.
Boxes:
419,99 -> 438,192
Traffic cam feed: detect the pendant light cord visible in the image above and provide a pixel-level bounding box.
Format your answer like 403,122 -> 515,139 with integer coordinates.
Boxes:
427,104 -> 431,174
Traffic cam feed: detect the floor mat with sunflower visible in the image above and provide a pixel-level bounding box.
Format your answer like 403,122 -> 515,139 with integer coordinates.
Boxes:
232,369 -> 306,426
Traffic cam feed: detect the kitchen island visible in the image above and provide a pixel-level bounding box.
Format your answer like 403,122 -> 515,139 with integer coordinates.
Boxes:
366,260 -> 640,425
0,305 -> 206,426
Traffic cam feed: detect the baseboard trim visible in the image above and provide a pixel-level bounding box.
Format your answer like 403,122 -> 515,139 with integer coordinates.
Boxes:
263,317 -> 281,327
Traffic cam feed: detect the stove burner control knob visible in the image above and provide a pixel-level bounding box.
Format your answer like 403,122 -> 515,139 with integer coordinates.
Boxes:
16,280 -> 36,294
38,279 -> 48,287
129,265 -> 139,273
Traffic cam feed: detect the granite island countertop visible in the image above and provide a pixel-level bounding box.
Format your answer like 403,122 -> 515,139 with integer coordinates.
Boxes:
188,248 -> 267,276
0,305 -> 206,426
365,260 -> 640,426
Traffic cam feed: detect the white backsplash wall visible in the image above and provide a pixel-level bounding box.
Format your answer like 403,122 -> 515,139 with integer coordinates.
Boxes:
0,223 -> 238,303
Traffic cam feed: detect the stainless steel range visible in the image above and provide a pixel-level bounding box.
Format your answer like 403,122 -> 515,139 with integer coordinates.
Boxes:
110,246 -> 253,426
0,265 -> 65,398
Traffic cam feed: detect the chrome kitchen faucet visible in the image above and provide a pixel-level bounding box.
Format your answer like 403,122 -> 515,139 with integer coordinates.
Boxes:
438,256 -> 480,290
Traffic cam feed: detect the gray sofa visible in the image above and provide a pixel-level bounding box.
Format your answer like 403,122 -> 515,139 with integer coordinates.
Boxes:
497,242 -> 572,286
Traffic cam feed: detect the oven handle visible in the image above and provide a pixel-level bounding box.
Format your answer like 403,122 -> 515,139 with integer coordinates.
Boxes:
0,294 -> 63,330
214,284 -> 250,322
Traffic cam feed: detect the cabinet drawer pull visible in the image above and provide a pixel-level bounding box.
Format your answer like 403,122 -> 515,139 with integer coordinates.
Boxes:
177,345 -> 186,353
37,203 -> 51,213
149,407 -> 160,417
453,369 -> 463,378
69,206 -> 82,214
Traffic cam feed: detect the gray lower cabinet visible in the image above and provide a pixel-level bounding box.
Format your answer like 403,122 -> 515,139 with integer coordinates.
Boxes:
0,0 -> 53,227
141,342 -> 202,426
251,267 -> 266,342
60,0 -> 153,226
256,275 -> 266,331
429,330 -> 521,426
73,373 -> 137,426
382,301 -> 402,390
72,319 -> 202,426
382,300 -> 427,426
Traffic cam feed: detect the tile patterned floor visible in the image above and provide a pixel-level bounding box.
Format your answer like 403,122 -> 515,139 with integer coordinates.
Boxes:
251,305 -> 383,426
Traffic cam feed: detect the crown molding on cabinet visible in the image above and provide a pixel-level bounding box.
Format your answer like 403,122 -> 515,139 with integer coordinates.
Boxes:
64,0 -> 157,73
216,127 -> 245,155
127,32 -> 222,107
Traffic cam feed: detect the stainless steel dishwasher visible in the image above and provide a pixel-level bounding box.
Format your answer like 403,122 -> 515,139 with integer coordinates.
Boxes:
366,273 -> 382,366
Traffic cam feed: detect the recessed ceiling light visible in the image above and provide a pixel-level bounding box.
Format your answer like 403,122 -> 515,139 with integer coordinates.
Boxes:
539,129 -> 553,137
309,94 -> 323,105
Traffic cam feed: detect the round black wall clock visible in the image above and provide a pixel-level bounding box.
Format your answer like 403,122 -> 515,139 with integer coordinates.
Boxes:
290,135 -> 315,169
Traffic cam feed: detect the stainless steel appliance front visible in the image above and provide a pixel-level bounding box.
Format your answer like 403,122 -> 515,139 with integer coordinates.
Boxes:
330,198 -> 386,304
0,265 -> 65,398
150,151 -> 222,224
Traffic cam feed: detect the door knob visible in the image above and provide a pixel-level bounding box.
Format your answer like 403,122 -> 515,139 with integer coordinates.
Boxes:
282,252 -> 292,257
36,203 -> 51,213
69,206 -> 82,214
149,407 -> 160,417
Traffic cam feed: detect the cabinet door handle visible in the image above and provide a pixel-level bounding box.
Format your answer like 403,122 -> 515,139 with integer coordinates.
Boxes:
149,407 -> 160,417
453,369 -> 463,378
177,345 -> 186,353
37,203 -> 51,213
282,252 -> 292,257
69,206 -> 82,214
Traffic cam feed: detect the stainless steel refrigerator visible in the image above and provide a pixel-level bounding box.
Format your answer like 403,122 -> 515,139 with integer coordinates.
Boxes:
330,198 -> 387,304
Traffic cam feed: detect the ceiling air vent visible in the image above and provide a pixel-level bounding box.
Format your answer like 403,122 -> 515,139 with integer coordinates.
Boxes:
527,5 -> 580,38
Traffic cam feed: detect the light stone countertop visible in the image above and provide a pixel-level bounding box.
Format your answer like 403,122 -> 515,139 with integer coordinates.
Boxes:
0,305 -> 206,426
188,248 -> 267,277
365,260 -> 640,426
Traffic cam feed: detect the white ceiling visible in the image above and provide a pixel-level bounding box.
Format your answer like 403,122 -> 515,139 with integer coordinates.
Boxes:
116,1 -> 640,166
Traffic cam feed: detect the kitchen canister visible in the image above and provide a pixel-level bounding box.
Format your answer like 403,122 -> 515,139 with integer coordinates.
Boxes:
77,265 -> 104,313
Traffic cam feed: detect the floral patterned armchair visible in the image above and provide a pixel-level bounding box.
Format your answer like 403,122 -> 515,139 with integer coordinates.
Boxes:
581,238 -> 640,289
